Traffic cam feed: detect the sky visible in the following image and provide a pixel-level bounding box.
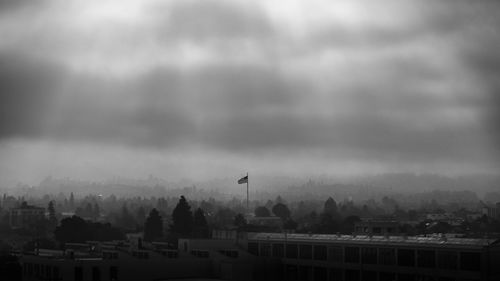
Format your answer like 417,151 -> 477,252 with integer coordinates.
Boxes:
0,0 -> 499,185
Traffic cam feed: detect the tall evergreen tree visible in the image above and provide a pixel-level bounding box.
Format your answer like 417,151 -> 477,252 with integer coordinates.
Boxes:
272,203 -> 291,219
254,206 -> 271,217
93,203 -> 100,219
233,213 -> 247,228
118,204 -> 136,230
144,208 -> 163,241
69,192 -> 75,209
171,196 -> 193,236
48,201 -> 57,227
193,208 -> 209,238
193,208 -> 207,227
323,197 -> 339,217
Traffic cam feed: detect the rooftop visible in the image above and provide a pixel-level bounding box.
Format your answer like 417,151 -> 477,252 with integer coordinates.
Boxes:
248,232 -> 498,248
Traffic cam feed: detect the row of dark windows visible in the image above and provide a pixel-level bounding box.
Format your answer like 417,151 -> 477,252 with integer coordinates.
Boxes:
131,251 -> 149,259
102,252 -> 119,259
248,242 -> 481,272
161,250 -> 179,258
191,250 -> 210,258
74,266 -> 118,281
219,249 -> 239,258
23,263 -> 60,280
283,266 -> 480,281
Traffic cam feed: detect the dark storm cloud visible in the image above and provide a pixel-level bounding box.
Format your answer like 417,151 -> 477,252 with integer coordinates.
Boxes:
1,0 -> 500,179
161,0 -> 272,42
0,53 -> 64,138
0,0 -> 41,12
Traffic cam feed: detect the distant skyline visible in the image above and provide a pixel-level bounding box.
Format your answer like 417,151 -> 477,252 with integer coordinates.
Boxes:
1,0 -> 500,185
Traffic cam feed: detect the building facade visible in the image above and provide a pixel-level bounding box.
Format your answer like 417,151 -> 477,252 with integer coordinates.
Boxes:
18,232 -> 500,281
245,233 -> 500,281
9,202 -> 45,229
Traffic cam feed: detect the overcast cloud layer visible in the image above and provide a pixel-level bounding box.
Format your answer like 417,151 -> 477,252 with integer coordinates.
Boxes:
1,0 -> 499,184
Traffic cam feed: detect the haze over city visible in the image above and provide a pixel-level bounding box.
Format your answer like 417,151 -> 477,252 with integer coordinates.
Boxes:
1,0 -> 500,187
2,1 -> 500,281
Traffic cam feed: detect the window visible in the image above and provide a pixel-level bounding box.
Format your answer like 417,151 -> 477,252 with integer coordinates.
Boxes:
314,245 -> 327,260
286,265 -> 298,281
299,244 -> 313,259
92,267 -> 101,281
417,250 -> 435,268
260,243 -> 271,257
164,250 -> 178,258
378,248 -> 396,265
53,267 -> 60,280
46,265 -> 52,278
191,250 -> 209,258
219,250 -> 238,258
286,244 -> 298,259
329,268 -> 342,281
379,272 -> 396,281
398,273 -> 415,281
345,270 -> 360,281
373,227 -> 382,234
398,249 -> 415,267
328,246 -> 342,262
298,266 -> 311,281
248,242 -> 258,255
345,247 -> 360,263
75,267 -> 83,281
460,252 -> 481,271
110,266 -> 118,281
272,243 -> 284,258
314,267 -> 327,281
361,248 -> 377,264
437,251 -> 457,270
362,271 -> 377,281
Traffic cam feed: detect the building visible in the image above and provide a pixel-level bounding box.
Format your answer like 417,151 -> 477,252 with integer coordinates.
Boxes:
20,233 -> 257,281
9,202 -> 45,229
481,203 -> 500,219
19,231 -> 500,281
354,219 -> 400,235
245,232 -> 500,281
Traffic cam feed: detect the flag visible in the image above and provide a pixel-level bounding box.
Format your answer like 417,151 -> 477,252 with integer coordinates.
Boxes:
238,175 -> 248,184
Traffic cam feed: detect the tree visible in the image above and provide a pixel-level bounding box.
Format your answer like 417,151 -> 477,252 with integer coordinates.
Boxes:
69,192 -> 75,209
323,197 -> 338,217
283,218 -> 298,230
47,201 -> 57,227
254,206 -> 271,217
272,203 -> 291,219
213,208 -> 236,228
171,196 -> 193,236
234,213 -> 247,228
93,203 -> 100,219
340,215 -> 361,234
117,204 -> 136,230
136,206 -> 146,226
144,208 -> 163,241
54,216 -> 124,243
193,208 -> 208,228
193,208 -> 209,238
54,216 -> 90,243
317,213 -> 339,234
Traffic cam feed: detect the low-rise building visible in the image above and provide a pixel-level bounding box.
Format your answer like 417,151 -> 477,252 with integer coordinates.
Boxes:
245,232 -> 500,281
354,218 -> 400,235
9,202 -> 45,229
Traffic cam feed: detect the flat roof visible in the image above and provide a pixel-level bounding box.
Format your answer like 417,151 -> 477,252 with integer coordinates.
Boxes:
247,233 -> 498,248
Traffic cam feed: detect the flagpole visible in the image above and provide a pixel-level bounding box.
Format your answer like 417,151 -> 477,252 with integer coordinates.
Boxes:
246,172 -> 249,214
